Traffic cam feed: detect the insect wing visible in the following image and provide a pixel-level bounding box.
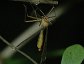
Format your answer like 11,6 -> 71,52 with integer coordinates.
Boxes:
40,28 -> 48,64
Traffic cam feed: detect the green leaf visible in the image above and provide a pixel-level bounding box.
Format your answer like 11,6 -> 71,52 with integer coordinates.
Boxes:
61,44 -> 84,64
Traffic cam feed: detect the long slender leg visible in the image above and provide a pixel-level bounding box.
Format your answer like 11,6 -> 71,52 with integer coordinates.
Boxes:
26,1 -> 39,19
23,4 -> 36,19
34,5 -> 45,16
47,5 -> 56,24
47,4 -> 55,15
24,2 -> 42,23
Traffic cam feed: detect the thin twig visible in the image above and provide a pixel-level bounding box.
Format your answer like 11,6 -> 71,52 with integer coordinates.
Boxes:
0,35 -> 38,64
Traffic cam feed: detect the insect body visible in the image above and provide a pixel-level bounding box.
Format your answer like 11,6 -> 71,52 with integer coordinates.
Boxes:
26,15 -> 49,51
37,16 -> 49,51
24,2 -> 58,64
25,4 -> 54,52
37,30 -> 44,51
41,16 -> 49,28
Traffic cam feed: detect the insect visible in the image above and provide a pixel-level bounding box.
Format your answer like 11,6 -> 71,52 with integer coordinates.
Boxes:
24,1 -> 58,64
24,4 -> 54,51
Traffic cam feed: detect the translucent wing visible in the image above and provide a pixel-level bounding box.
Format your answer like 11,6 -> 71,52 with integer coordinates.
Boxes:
40,28 -> 48,64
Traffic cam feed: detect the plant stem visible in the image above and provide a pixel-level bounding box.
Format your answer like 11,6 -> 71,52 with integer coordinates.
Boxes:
0,36 -> 38,64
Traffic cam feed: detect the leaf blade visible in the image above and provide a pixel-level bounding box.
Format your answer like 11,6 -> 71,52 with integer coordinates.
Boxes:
61,44 -> 84,64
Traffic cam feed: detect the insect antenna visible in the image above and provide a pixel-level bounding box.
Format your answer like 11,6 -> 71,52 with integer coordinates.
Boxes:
47,5 -> 55,15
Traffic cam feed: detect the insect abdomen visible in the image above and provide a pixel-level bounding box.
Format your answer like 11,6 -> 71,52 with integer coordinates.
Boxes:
37,30 -> 44,51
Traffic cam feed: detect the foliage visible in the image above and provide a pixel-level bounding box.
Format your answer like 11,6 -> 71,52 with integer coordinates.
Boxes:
61,44 -> 84,64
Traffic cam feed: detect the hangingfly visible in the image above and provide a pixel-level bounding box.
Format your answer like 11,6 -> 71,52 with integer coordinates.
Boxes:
25,11 -> 51,64
25,13 -> 50,51
24,1 -> 58,64
25,10 -> 51,52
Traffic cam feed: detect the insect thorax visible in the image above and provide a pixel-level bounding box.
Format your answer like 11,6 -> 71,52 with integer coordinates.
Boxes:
41,16 -> 49,28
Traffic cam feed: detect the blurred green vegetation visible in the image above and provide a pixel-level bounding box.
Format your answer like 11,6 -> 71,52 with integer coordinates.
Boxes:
61,44 -> 84,64
4,44 -> 84,64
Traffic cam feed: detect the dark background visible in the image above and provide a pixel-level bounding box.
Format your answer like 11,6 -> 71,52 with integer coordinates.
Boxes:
0,0 -> 84,64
